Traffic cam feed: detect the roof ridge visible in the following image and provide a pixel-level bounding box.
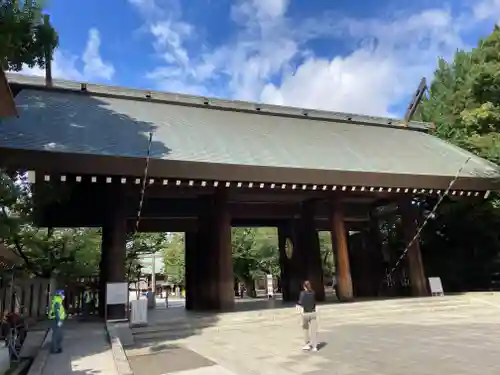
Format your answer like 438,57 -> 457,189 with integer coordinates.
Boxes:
6,73 -> 432,131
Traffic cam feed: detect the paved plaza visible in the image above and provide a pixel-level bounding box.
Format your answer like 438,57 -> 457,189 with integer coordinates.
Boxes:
129,294 -> 500,375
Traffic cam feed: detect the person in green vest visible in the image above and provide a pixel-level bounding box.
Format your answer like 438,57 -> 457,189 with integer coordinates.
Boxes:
48,290 -> 66,354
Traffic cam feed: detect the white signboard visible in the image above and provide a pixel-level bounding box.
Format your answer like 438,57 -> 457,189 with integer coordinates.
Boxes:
266,274 -> 274,297
106,282 -> 128,305
428,277 -> 444,296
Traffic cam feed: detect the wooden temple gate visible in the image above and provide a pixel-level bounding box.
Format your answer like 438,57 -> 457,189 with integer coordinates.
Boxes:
0,73 -> 499,316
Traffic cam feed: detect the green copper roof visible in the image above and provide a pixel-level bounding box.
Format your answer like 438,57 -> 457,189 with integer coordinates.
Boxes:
1,75 -> 499,191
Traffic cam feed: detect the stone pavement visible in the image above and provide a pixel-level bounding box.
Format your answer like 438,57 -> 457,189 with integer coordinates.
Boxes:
41,322 -> 117,375
132,293 -> 500,375
167,365 -> 241,374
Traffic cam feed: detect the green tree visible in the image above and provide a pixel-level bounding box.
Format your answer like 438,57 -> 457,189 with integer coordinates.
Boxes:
126,232 -> 168,284
232,227 -> 279,296
415,26 -> 500,291
0,0 -> 58,71
318,231 -> 335,279
0,172 -> 102,279
163,233 -> 185,285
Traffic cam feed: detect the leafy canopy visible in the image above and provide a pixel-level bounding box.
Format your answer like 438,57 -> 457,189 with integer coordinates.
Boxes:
414,26 -> 500,291
0,0 -> 58,71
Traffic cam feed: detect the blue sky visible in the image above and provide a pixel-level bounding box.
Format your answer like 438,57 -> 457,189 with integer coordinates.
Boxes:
19,0 -> 500,117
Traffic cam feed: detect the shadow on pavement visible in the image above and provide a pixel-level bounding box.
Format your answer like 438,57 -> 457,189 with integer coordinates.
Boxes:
127,344 -> 215,375
39,321 -> 116,375
317,341 -> 328,350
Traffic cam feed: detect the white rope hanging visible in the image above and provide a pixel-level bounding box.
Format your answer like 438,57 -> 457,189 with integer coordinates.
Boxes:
134,132 -> 153,233
386,156 -> 472,280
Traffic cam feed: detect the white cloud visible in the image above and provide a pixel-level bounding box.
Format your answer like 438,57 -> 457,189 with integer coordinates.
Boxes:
15,28 -> 115,82
473,0 -> 500,23
261,9 -> 466,116
82,28 -> 115,81
130,0 -> 500,117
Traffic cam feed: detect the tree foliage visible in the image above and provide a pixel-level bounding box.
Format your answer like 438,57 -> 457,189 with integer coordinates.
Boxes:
0,0 -> 58,71
232,228 -> 279,282
415,26 -> 500,291
318,231 -> 335,278
125,232 -> 169,284
162,233 -> 185,285
0,172 -> 101,279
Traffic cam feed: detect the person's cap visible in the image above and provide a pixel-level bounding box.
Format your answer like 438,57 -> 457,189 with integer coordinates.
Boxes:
54,289 -> 65,296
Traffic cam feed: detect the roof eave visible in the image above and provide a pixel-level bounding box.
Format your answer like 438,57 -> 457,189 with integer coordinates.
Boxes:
2,148 -> 499,193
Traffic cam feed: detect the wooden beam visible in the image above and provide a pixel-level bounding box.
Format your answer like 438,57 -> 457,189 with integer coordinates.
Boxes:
2,149 -> 496,191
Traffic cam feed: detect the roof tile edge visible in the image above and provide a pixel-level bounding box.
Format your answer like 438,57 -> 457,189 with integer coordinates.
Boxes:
6,73 -> 433,131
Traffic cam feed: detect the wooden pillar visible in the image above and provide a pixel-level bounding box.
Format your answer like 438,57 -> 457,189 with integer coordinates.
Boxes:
330,200 -> 353,301
354,230 -> 380,297
367,213 -> 385,297
212,188 -> 234,310
282,220 -> 304,302
279,221 -> 305,302
348,231 -> 364,297
278,224 -> 291,302
101,189 -> 127,320
298,200 -> 325,301
399,199 -> 428,296
98,227 -> 110,317
184,230 -> 198,311
196,189 -> 234,311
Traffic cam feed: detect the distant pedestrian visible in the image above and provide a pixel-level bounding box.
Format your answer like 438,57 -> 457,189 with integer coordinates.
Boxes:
296,280 -> 318,352
239,284 -> 245,298
82,287 -> 93,319
332,276 -> 338,298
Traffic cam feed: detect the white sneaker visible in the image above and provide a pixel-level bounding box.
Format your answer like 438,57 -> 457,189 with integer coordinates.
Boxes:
311,347 -> 318,352
302,344 -> 312,351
